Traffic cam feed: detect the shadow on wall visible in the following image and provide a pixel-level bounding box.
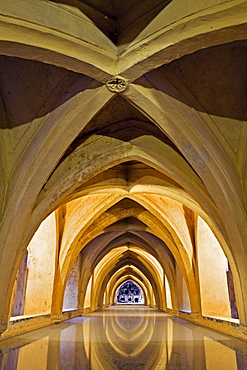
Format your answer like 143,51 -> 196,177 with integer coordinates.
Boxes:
0,56 -> 102,128
135,40 -> 247,121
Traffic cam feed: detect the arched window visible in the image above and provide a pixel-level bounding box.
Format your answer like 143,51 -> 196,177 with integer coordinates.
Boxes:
116,281 -> 144,304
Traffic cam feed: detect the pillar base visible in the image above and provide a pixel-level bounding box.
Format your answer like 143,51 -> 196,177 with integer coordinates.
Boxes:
0,322 -> 7,334
190,312 -> 201,323
51,314 -> 63,323
178,310 -> 201,323
240,323 -> 247,336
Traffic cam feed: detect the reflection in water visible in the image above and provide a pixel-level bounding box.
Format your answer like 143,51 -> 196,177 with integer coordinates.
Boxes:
0,306 -> 247,369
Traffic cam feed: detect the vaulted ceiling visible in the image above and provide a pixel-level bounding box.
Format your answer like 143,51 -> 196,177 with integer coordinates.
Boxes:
0,0 -> 247,328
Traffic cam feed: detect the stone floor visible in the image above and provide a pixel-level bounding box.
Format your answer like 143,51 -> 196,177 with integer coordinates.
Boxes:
0,306 -> 247,369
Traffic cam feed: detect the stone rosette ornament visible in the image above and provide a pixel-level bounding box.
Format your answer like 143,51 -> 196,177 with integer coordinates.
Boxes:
106,75 -> 128,93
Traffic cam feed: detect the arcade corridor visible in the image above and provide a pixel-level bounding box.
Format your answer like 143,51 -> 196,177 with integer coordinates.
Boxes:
0,306 -> 247,369
1,1 -> 247,363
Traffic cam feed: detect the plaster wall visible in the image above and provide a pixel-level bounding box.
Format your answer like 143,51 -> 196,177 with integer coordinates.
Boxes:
11,252 -> 28,316
176,265 -> 191,312
63,256 -> 80,310
165,275 -> 172,309
24,213 -> 57,315
84,276 -> 92,308
197,216 -> 231,318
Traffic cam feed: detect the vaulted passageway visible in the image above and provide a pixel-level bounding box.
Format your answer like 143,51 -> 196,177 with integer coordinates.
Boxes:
1,0 -> 247,357
1,306 -> 247,369
8,192 -> 239,336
